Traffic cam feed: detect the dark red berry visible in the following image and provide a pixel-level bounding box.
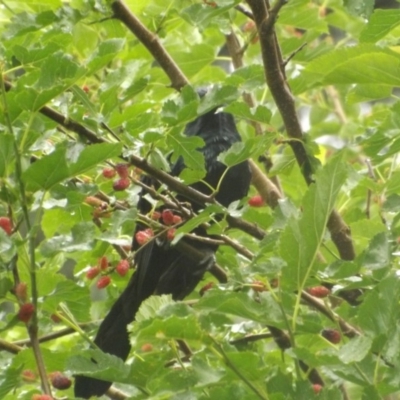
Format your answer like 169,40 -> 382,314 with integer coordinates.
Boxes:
102,168 -> 116,179
135,229 -> 154,245
248,195 -> 264,207
0,216 -> 12,235
49,371 -> 72,390
113,177 -> 130,191
96,276 -> 111,289
18,303 -> 35,323
162,209 -> 174,225
116,260 -> 130,276
307,286 -> 331,298
115,163 -> 129,178
321,328 -> 341,344
86,267 -> 100,280
199,282 -> 214,296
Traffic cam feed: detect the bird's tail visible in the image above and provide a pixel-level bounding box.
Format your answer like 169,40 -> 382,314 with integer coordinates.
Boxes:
74,276 -> 141,398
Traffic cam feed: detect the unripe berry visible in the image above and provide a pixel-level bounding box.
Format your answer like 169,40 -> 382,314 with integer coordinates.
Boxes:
99,256 -> 109,270
199,282 -> 214,296
86,267 -> 100,280
162,210 -> 174,225
307,286 -> 331,298
116,260 -> 130,277
96,276 -> 111,289
102,168 -> 116,179
167,228 -> 176,241
135,229 -> 154,246
0,216 -> 12,235
15,282 -> 28,302
248,195 -> 264,207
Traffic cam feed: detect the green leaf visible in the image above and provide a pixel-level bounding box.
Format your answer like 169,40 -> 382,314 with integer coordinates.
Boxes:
358,275 -> 400,337
167,128 -> 205,171
360,9 -> 400,43
280,153 -> 348,290
136,294 -> 174,322
218,136 -> 273,167
23,143 -> 122,191
224,102 -> 272,124
293,45 -> 400,94
360,232 -> 390,270
339,336 -> 373,363
0,363 -> 23,399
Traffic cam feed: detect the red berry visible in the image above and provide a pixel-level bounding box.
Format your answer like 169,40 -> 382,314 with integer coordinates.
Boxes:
99,256 -> 109,270
141,343 -> 153,352
0,216 -> 12,235
172,215 -> 182,224
32,395 -> 53,400
135,229 -> 154,246
248,195 -> 264,207
312,384 -> 323,394
167,228 -> 176,241
102,168 -> 116,179
307,286 -> 331,298
251,280 -> 267,292
15,282 -> 28,302
18,303 -> 35,323
96,276 -> 111,289
113,177 -> 130,191
199,282 -> 214,296
321,328 -> 341,344
22,369 -> 36,382
151,211 -> 161,220
116,260 -> 130,276
162,209 -> 174,225
49,371 -> 72,390
82,85 -> 90,93
115,163 -> 129,178
86,267 -> 100,280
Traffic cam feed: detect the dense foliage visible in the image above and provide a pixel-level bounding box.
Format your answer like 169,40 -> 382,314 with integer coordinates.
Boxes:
2,0 -> 400,399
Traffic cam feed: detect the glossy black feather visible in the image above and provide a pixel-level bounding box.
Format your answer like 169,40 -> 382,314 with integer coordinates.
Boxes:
74,110 -> 251,398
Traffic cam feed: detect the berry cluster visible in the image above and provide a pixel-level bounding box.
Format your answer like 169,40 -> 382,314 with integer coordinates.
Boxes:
102,163 -> 134,191
135,209 -> 183,246
86,256 -> 131,289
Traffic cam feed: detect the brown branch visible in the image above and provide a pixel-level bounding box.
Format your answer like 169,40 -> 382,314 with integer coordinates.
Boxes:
111,1 -> 188,90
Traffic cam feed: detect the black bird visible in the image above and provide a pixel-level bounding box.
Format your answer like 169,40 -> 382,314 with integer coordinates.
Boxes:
74,108 -> 251,398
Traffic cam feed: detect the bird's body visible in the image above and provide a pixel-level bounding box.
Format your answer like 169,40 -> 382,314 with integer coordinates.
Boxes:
74,109 -> 251,398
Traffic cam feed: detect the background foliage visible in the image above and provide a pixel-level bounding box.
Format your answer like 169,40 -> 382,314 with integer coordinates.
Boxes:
2,0 -> 400,399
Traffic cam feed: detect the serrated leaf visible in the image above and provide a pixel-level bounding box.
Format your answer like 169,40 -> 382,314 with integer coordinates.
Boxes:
224,103 -> 272,124
358,275 -> 400,337
339,336 -> 372,364
136,294 -> 174,323
136,314 -> 204,342
280,153 -> 348,290
361,10 -> 400,43
360,232 -> 390,270
293,45 -> 400,94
